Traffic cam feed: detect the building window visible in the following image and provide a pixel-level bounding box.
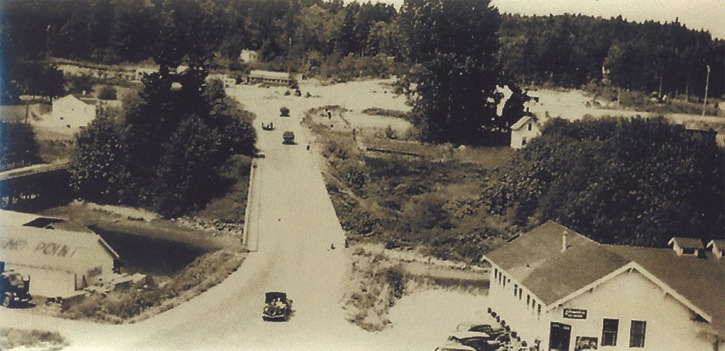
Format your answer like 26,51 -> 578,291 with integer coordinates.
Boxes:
601,319 -> 619,346
514,284 -> 518,297
519,288 -> 523,300
526,294 -> 530,306
528,123 -> 532,131
630,320 -> 646,348
537,304 -> 541,316
494,269 -> 498,280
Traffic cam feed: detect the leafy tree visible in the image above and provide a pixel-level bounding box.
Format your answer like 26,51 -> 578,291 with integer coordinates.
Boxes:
205,78 -> 226,104
485,117 -> 724,246
69,108 -> 130,203
0,122 -> 42,169
399,0 -> 503,144
153,114 -> 222,217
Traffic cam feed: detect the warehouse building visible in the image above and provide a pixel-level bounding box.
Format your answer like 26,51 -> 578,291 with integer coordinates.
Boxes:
482,221 -> 724,351
0,210 -> 119,297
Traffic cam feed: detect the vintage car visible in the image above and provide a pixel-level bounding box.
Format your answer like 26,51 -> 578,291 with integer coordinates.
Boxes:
282,131 -> 295,144
262,122 -> 274,130
456,323 -> 504,337
262,291 -> 292,321
448,331 -> 502,351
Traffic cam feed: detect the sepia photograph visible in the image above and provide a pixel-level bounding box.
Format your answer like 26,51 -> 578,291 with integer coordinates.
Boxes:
0,0 -> 723,350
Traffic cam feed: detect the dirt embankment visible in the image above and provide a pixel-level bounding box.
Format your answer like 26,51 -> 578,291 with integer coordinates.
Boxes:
342,243 -> 488,332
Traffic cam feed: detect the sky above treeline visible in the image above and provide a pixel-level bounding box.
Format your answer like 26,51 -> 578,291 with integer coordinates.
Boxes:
361,0 -> 725,39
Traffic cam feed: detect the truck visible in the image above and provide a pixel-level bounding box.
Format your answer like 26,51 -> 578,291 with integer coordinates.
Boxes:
0,263 -> 31,308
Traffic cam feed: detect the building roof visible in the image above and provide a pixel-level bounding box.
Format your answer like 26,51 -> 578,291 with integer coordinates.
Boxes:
510,116 -> 537,131
484,221 -> 725,336
708,239 -> 725,252
248,70 -> 291,80
484,221 -> 628,305
606,245 -> 725,334
668,237 -> 705,249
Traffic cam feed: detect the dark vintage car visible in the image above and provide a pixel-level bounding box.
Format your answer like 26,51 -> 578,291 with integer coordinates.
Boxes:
263,291 -> 292,321
262,122 -> 274,131
282,131 -> 295,144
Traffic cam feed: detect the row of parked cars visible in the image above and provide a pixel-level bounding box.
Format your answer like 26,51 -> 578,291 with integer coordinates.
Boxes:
436,323 -> 526,351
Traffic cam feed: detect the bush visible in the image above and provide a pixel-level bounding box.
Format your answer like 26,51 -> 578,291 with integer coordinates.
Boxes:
280,106 -> 290,117
98,86 -> 118,100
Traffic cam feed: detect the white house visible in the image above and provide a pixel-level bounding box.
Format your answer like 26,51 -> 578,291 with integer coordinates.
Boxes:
52,94 -> 98,125
482,221 -> 724,351
510,115 -> 541,149
0,210 -> 119,297
239,49 -> 259,63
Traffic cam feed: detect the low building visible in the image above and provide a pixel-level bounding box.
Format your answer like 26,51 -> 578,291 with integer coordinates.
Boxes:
482,221 -> 724,351
52,93 -> 98,125
510,115 -> 541,149
239,49 -> 259,63
245,70 -> 294,86
0,210 -> 119,297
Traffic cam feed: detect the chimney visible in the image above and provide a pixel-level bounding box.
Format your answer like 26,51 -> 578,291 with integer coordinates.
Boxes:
562,231 -> 568,252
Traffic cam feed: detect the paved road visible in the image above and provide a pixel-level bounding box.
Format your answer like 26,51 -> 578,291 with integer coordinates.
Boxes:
0,85 -> 392,351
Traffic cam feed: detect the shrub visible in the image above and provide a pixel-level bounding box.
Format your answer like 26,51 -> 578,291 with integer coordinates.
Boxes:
280,106 -> 290,117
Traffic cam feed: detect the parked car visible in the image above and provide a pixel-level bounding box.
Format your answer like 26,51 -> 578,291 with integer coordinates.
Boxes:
262,292 -> 292,321
456,323 -> 504,337
449,332 -> 502,351
262,122 -> 274,130
435,341 -> 477,351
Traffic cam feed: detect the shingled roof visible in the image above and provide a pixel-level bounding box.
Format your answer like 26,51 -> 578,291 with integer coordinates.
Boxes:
484,221 -> 628,305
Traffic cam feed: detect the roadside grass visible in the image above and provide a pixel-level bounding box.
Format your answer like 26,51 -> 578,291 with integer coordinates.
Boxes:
307,108 -> 516,263
63,249 -> 245,323
0,329 -> 68,351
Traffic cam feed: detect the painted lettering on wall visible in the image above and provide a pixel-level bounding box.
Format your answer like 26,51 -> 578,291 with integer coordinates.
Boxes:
33,242 -> 78,258
0,238 -> 28,251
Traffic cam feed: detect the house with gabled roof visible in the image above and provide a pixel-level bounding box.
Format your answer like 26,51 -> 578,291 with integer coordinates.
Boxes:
482,221 -> 724,351
52,93 -> 99,125
510,115 -> 541,149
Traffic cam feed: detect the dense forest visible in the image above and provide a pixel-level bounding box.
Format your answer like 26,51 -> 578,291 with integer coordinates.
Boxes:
2,0 -> 723,99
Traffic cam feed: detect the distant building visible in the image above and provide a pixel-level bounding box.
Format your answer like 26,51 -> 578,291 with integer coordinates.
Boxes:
510,115 -> 541,149
239,49 -> 259,63
52,94 -> 98,124
245,70 -> 294,86
482,221 -> 725,351
0,210 -> 119,297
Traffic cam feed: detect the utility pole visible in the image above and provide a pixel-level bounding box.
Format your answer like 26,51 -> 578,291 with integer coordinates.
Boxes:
702,64 -> 711,117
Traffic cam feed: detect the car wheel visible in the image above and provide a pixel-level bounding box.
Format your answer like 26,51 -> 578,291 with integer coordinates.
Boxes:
2,295 -> 11,308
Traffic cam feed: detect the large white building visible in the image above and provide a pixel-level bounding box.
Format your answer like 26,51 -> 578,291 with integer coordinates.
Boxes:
0,210 -> 119,297
482,221 -> 724,351
52,94 -> 99,124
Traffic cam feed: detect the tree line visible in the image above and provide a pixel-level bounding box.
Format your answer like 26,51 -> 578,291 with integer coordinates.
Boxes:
3,0 -> 722,99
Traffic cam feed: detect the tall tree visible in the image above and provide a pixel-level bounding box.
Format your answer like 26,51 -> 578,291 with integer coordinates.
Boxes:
399,0 -> 503,144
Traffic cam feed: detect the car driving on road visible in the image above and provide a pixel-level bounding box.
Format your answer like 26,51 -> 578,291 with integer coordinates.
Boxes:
262,292 -> 292,321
